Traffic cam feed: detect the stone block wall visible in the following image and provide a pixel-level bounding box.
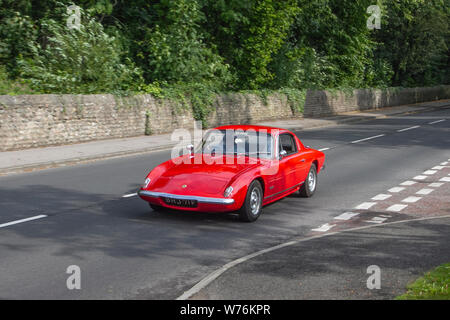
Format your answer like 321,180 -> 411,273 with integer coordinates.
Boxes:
0,85 -> 448,151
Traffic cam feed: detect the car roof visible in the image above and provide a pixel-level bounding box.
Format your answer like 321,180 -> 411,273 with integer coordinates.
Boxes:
214,124 -> 290,135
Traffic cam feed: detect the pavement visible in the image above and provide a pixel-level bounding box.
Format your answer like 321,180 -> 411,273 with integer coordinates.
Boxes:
1,100 -> 448,176
0,100 -> 449,299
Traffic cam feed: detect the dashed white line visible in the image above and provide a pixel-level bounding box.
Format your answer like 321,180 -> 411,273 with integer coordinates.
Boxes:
397,125 -> 420,132
388,187 -> 405,193
372,194 -> 392,201
402,196 -> 422,203
416,188 -> 434,195
387,204 -> 408,212
122,193 -> 138,198
364,217 -> 389,224
355,202 -> 377,210
413,175 -> 427,180
433,166 -> 445,170
429,182 -> 444,188
428,119 -> 446,125
311,223 -> 336,232
400,180 -> 416,186
423,170 -> 437,175
334,212 -> 360,221
318,147 -> 330,152
0,215 -> 47,229
351,134 -> 385,144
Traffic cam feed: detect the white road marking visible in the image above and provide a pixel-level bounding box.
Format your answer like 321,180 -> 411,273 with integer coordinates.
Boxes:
311,223 -> 336,232
429,182 -> 444,188
388,187 -> 405,193
416,188 -> 434,195
402,196 -> 422,203
372,194 -> 392,201
423,170 -> 437,175
318,147 -> 330,151
355,202 -> 377,210
387,204 -> 408,212
0,215 -> 47,229
351,134 -> 385,144
433,166 -> 445,170
334,212 -> 360,220
122,193 -> 138,198
397,125 -> 420,132
439,177 -> 450,182
440,161 -> 448,165
177,215 -> 450,300
428,119 -> 446,124
364,217 -> 388,224
413,175 -> 427,180
400,180 -> 416,186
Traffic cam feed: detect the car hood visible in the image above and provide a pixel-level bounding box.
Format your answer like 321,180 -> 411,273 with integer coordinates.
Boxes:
150,155 -> 263,196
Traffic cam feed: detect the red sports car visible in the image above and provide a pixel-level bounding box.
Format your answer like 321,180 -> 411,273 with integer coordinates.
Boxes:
138,125 -> 325,222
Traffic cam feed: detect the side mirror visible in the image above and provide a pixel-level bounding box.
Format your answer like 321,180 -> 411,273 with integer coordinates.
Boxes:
279,150 -> 287,160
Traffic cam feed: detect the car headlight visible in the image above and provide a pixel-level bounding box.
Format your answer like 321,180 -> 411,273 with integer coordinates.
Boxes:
143,178 -> 151,188
224,186 -> 233,197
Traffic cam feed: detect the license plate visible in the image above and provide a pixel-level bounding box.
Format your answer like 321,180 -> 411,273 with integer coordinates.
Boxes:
163,197 -> 198,208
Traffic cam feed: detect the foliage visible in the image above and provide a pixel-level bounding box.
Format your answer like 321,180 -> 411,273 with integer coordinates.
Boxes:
372,0 -> 449,87
201,0 -> 298,89
17,7 -> 142,94
0,0 -> 448,118
269,0 -> 376,90
396,263 -> 450,300
142,0 -> 233,88
0,65 -> 34,95
0,10 -> 37,77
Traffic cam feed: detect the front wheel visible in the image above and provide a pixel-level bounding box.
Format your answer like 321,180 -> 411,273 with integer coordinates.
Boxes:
239,180 -> 263,222
299,163 -> 317,197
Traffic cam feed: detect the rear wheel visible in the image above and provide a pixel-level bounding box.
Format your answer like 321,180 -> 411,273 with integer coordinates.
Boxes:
299,163 -> 317,197
239,180 -> 263,222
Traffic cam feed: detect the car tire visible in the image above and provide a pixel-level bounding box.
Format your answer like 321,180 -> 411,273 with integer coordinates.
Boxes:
239,180 -> 263,222
299,163 -> 317,198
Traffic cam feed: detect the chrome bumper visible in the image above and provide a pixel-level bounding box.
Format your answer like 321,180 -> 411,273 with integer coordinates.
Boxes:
138,190 -> 235,205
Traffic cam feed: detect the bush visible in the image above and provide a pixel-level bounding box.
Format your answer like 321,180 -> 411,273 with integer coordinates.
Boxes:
18,8 -> 143,94
0,65 -> 34,95
143,0 -> 233,89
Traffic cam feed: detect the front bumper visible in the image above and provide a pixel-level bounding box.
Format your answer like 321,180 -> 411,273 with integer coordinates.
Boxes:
138,190 -> 235,204
138,190 -> 237,212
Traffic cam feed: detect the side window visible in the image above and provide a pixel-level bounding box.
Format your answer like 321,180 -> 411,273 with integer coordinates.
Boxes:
279,134 -> 297,155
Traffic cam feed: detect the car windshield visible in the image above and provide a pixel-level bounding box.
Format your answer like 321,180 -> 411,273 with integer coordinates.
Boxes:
200,129 -> 274,159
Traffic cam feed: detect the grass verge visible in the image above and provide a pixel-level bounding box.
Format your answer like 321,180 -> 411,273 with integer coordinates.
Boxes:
396,263 -> 450,300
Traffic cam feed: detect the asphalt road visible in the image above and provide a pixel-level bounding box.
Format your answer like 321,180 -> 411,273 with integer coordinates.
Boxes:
0,108 -> 449,299
191,217 -> 450,300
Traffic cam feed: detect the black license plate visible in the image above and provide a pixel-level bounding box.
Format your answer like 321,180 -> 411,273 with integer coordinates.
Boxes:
163,197 -> 198,208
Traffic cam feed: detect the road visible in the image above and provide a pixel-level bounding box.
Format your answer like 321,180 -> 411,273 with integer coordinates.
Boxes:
0,107 -> 449,299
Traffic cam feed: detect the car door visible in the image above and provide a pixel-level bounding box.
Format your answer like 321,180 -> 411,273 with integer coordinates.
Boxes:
264,133 -> 306,200
292,137 -> 310,184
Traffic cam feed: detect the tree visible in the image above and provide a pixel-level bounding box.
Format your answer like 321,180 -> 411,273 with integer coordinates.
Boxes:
372,0 -> 449,87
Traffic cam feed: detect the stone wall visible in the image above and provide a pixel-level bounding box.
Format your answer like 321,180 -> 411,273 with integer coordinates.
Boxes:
303,86 -> 450,117
0,85 -> 449,151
